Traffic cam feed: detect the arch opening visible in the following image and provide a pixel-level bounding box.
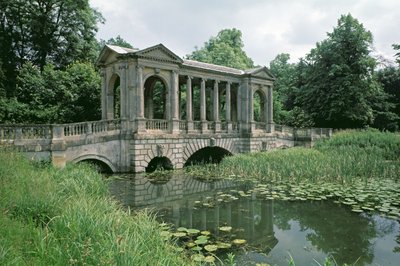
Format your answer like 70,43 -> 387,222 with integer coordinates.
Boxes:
77,159 -> 113,173
144,76 -> 167,119
108,74 -> 121,119
146,156 -> 173,173
184,146 -> 232,167
253,90 -> 266,122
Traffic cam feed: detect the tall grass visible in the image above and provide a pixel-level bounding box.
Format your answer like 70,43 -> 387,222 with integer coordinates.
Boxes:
0,152 -> 190,265
218,130 -> 400,184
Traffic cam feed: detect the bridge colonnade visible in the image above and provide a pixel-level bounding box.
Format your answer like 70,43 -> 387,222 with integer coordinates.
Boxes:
0,44 -> 332,173
99,44 -> 275,135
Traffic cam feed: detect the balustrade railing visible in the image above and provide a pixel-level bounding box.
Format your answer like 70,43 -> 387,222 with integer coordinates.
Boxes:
255,122 -> 266,130
0,125 -> 52,140
207,121 -> 215,131
221,122 -> 227,131
179,121 -> 187,131
232,122 -> 239,131
275,124 -> 294,134
62,119 -> 121,137
193,121 -> 202,130
145,119 -> 168,131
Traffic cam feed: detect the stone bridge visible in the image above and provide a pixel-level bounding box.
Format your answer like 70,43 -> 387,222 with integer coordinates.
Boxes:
0,44 -> 331,172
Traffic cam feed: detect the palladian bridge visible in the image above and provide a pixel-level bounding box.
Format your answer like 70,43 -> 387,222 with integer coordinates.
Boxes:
0,44 -> 331,173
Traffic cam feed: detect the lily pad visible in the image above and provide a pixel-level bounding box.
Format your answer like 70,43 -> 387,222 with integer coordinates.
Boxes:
204,244 -> 218,252
201,230 -> 211,236
232,239 -> 247,245
204,256 -> 216,263
216,242 -> 232,249
219,226 -> 232,232
173,232 -> 187,238
187,228 -> 200,235
194,238 -> 208,245
191,254 -> 205,262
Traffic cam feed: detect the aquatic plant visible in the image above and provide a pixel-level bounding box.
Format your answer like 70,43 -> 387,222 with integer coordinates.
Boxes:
0,151 -> 191,265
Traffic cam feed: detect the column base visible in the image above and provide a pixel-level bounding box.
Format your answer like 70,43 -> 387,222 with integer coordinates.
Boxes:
267,123 -> 275,133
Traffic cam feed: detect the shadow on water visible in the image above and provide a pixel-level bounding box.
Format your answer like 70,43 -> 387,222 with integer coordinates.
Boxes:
108,173 -> 400,265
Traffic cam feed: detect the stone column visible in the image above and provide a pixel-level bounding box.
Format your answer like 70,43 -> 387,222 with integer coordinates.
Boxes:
213,80 -> 220,132
200,78 -> 207,132
267,85 -> 274,132
225,82 -> 232,132
101,69 -> 107,120
171,71 -> 179,120
249,85 -> 255,132
186,76 -> 193,131
170,71 -> 179,133
136,65 -> 145,132
119,63 -> 127,119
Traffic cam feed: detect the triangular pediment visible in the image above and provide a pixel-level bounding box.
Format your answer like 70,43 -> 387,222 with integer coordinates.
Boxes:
135,44 -> 183,63
96,44 -> 137,66
246,67 -> 275,80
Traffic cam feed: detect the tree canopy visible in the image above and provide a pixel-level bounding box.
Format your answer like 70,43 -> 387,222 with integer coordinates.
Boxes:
186,28 -> 254,70
294,14 -> 390,128
0,0 -> 103,97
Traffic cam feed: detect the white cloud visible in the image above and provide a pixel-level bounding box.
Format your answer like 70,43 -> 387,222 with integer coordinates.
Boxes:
90,0 -> 400,67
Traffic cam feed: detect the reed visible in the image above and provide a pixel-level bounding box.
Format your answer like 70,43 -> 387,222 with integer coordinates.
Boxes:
203,129 -> 400,184
0,152 -> 191,266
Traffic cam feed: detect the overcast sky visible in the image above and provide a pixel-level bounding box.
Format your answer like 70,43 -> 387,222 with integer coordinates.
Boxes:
90,0 -> 399,66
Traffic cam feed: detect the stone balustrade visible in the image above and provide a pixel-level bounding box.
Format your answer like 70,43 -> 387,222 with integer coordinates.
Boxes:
0,119 -> 122,141
0,124 -> 52,140
145,119 -> 168,131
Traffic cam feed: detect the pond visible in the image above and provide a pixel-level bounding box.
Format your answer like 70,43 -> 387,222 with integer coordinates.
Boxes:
108,173 -> 400,265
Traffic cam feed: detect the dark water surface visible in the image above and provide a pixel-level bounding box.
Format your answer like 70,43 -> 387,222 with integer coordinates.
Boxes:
108,174 -> 400,265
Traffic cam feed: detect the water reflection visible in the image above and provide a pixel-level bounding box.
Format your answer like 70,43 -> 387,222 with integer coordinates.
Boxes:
108,174 -> 400,265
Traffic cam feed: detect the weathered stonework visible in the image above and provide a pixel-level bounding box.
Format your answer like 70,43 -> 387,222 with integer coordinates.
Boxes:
0,44 -> 332,172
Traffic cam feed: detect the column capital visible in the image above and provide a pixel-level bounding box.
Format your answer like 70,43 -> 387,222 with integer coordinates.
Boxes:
186,75 -> 193,80
201,77 -> 207,82
214,79 -> 220,84
136,65 -> 143,70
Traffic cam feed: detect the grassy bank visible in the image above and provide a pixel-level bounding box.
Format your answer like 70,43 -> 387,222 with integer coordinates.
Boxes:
0,152 -> 190,265
215,129 -> 400,183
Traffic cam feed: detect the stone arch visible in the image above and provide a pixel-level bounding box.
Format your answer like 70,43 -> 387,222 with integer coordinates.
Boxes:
182,138 -> 238,165
143,74 -> 169,119
146,156 -> 173,172
107,73 -> 121,119
139,144 -> 179,171
253,88 -> 267,123
71,154 -> 117,173
184,146 -> 233,166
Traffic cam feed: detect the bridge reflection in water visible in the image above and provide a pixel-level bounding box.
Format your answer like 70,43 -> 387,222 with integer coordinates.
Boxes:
108,174 -> 400,265
108,174 -> 278,254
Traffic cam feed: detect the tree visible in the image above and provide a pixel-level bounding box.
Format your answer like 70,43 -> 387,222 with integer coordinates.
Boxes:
394,44 -> 400,65
186,28 -> 254,69
100,35 -> 134,49
269,53 -> 297,109
295,14 -> 388,128
375,66 -> 400,130
2,61 -> 100,124
0,0 -> 103,97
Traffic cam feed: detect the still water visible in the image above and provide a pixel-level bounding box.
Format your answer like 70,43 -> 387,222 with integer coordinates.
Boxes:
108,174 -> 400,265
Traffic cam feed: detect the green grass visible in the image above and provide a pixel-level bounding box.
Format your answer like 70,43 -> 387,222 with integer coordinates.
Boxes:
0,152 -> 191,265
215,129 -> 400,184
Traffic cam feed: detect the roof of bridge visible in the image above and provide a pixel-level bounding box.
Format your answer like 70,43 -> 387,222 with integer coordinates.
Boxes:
97,44 -> 274,79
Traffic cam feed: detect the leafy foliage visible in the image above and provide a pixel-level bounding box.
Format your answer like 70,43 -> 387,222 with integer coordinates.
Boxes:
394,44 -> 400,65
100,35 -> 134,49
0,0 -> 103,97
1,62 -> 100,123
294,14 -> 392,129
187,28 -> 254,70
